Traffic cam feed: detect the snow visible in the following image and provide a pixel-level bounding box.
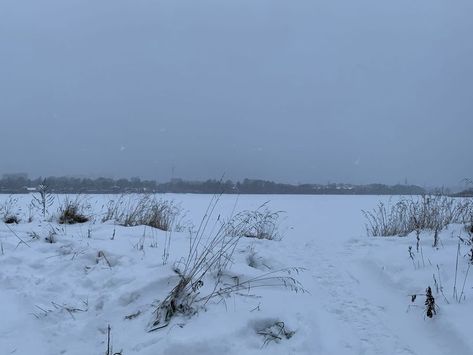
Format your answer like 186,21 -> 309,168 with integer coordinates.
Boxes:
1,194 -> 472,354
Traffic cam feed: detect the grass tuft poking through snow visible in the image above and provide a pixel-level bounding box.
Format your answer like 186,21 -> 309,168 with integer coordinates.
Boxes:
58,196 -> 90,224
363,195 -> 473,237
257,320 -> 295,347
231,203 -> 285,240
102,194 -> 182,231
149,195 -> 304,331
1,195 -> 21,224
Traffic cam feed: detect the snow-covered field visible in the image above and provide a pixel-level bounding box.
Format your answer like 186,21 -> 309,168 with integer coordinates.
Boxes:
1,194 -> 472,355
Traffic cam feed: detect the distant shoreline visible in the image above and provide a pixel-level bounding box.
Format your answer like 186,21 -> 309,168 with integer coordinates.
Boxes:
1,175 -> 470,196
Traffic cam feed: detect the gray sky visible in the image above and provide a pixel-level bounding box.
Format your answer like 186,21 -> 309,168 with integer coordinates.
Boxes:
1,0 -> 472,186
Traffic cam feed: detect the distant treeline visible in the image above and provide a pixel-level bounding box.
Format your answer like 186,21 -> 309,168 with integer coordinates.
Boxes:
159,179 -> 427,195
0,174 -> 429,195
0,174 -> 157,194
453,189 -> 473,197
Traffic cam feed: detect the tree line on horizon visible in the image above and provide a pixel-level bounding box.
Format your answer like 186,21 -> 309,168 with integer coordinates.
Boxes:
0,173 -> 435,195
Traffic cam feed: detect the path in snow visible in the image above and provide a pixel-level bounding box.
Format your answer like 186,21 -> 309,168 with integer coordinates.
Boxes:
300,236 -> 473,355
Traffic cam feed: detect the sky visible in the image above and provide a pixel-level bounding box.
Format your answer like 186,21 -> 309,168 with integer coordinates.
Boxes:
0,0 -> 472,187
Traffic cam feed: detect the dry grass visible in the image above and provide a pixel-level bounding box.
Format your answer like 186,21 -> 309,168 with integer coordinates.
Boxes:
58,197 -> 90,224
1,196 -> 21,224
148,195 -> 304,331
363,195 -> 473,237
103,194 -> 181,231
230,204 -> 285,240
257,321 -> 295,346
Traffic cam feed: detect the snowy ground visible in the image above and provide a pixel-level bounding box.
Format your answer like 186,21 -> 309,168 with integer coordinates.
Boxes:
1,194 -> 472,355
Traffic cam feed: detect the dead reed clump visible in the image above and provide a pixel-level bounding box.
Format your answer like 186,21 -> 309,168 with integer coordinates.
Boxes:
1,196 -> 21,224
4,215 -> 20,224
231,204 -> 285,240
58,197 -> 90,224
103,195 -> 181,231
363,195 -> 473,237
148,196 -> 304,331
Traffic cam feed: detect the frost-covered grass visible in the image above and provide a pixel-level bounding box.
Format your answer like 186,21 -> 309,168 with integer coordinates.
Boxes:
1,194 -> 473,355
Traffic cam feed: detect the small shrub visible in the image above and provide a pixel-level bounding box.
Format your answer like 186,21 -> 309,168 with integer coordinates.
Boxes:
59,205 -> 89,224
3,215 -> 20,224
58,197 -> 90,224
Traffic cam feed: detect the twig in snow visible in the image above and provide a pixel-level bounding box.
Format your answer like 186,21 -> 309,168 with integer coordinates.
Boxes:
97,250 -> 112,268
459,263 -> 471,303
453,241 -> 460,301
4,222 -> 30,248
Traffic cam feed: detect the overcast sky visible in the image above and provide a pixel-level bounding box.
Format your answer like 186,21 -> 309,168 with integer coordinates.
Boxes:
0,0 -> 472,186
